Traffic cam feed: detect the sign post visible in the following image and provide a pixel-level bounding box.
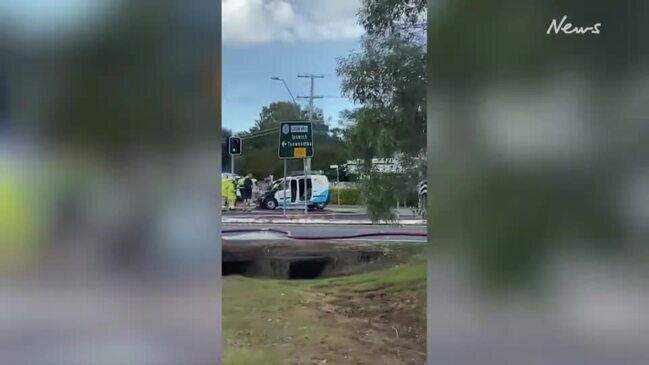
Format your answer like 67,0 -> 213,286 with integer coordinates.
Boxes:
330,164 -> 340,206
283,160 -> 287,216
303,159 -> 308,214
279,121 -> 314,215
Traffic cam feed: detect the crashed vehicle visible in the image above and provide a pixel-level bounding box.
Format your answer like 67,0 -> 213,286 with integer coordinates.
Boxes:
258,173 -> 330,211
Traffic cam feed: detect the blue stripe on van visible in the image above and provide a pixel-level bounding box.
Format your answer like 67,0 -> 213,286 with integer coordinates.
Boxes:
311,190 -> 329,204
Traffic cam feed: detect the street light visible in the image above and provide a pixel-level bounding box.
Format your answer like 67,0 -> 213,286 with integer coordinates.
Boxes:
272,76 -> 300,215
270,77 -> 298,105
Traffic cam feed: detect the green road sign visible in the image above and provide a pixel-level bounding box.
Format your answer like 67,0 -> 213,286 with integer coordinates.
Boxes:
278,121 -> 313,159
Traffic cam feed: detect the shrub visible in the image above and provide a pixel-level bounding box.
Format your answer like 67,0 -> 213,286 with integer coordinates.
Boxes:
359,173 -> 398,222
329,188 -> 362,205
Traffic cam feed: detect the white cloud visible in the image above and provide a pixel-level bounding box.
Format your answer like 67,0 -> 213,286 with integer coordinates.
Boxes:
222,0 -> 362,46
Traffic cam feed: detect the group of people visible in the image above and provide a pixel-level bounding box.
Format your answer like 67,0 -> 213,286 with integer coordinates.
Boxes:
221,173 -> 256,212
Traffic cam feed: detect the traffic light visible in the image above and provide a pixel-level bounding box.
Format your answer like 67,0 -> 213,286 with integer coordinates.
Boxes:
229,137 -> 242,155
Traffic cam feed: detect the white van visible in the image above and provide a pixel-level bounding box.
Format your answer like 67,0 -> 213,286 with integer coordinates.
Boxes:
259,174 -> 330,211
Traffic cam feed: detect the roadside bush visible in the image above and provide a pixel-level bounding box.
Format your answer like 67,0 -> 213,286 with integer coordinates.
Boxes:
330,188 -> 362,205
359,172 -> 398,222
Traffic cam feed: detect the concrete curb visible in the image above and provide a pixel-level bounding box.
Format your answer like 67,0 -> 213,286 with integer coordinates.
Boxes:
221,217 -> 427,225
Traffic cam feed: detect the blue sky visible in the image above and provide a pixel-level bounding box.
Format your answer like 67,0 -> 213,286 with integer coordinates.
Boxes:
222,0 -> 363,133
222,40 -> 360,133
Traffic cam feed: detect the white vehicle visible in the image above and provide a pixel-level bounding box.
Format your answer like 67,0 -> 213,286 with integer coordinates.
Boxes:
259,173 -> 330,211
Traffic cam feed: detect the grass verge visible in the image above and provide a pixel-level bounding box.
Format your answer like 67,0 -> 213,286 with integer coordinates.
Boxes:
223,247 -> 426,364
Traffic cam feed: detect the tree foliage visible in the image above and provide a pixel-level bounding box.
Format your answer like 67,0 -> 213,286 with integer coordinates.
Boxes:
337,0 -> 426,220
359,0 -> 426,41
227,102 -> 349,180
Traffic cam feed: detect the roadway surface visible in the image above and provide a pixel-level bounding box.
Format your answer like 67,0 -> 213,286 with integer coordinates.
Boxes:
222,205 -> 368,214
222,223 -> 427,243
222,205 -> 421,218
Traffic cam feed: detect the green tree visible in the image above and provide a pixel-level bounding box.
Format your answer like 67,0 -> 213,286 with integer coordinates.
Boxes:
237,102 -> 303,178
337,0 -> 426,220
236,102 -> 349,180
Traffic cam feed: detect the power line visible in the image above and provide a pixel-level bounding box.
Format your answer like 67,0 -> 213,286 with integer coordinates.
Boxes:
240,127 -> 279,140
222,127 -> 279,144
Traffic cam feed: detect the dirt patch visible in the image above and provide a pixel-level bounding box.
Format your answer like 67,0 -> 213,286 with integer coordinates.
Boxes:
309,287 -> 427,364
222,245 -> 427,364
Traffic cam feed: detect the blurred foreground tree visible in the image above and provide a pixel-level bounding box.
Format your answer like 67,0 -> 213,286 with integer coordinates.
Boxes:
46,0 -> 218,157
426,0 -> 648,290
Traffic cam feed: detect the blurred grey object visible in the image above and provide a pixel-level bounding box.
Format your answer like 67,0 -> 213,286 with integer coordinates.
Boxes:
1,0 -> 221,364
427,0 -> 648,364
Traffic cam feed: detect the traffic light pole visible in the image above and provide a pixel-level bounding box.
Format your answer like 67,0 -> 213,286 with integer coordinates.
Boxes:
228,136 -> 241,174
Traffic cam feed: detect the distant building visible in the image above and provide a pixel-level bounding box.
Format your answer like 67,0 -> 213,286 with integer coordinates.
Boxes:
345,153 -> 426,176
345,158 -> 403,174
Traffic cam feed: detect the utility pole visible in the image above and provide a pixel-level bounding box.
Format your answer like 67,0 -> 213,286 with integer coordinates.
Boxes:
297,74 -> 324,215
297,74 -> 324,173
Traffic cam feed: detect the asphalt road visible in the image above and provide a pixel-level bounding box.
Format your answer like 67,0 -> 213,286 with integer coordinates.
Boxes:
221,209 -> 366,218
222,205 -> 421,219
222,223 -> 427,243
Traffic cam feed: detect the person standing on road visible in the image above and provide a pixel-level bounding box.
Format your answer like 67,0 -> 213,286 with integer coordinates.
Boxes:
222,176 -> 237,211
221,175 -> 229,210
251,177 -> 259,203
241,173 -> 254,212
237,175 -> 245,203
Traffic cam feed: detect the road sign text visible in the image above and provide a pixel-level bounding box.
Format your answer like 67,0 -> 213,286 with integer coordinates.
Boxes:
279,121 -> 314,159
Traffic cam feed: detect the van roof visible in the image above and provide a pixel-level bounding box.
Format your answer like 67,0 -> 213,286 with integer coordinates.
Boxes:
288,170 -> 325,176
272,174 -> 328,182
